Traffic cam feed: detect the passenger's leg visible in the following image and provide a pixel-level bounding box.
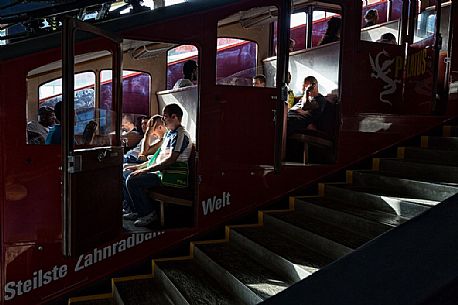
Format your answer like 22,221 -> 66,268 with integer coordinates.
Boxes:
287,116 -> 313,136
122,169 -> 135,213
126,172 -> 161,217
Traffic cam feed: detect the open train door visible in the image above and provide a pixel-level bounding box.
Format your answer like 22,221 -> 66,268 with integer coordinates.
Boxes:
62,17 -> 123,257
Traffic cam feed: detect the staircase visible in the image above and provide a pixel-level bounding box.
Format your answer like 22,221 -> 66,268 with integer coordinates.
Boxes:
68,125 -> 458,305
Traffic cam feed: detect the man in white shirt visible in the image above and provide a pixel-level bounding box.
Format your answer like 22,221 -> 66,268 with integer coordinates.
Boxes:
173,60 -> 198,89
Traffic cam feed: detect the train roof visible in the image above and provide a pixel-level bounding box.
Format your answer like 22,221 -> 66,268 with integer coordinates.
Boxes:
0,0 -> 238,61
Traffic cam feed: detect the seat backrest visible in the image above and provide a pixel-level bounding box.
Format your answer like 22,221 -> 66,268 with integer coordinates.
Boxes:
315,101 -> 339,138
187,144 -> 197,190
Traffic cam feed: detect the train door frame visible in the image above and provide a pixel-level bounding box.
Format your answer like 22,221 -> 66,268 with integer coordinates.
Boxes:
61,17 -> 124,257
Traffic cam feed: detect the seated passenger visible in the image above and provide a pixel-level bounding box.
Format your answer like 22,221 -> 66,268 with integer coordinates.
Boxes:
319,17 -> 341,46
173,59 -> 198,89
82,120 -> 98,145
122,115 -> 167,214
45,101 -> 62,144
377,32 -> 397,45
27,106 -> 56,144
364,9 -> 379,28
287,76 -> 327,136
121,114 -> 142,150
253,74 -> 266,87
124,116 -> 152,163
124,103 -> 193,227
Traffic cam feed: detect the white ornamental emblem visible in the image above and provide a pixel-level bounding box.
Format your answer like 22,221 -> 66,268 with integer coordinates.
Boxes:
369,50 -> 401,106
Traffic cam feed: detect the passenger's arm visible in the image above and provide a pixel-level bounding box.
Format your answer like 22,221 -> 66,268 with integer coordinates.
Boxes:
131,151 -> 180,176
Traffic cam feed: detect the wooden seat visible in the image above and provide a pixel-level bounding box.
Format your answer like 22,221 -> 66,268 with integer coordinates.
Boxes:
149,145 -> 196,226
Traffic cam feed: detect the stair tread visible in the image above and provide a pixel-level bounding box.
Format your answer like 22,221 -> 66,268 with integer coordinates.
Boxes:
71,300 -> 112,305
156,259 -> 241,305
357,167 -> 458,188
327,184 -> 440,207
233,226 -> 333,273
297,197 -> 407,227
267,211 -> 370,249
379,159 -> 458,183
197,242 -> 293,300
115,278 -> 174,305
402,146 -> 458,165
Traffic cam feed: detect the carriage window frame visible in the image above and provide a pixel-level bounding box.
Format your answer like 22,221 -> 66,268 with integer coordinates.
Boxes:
166,44 -> 199,90
100,69 -> 152,115
27,70 -> 97,144
215,37 -> 261,87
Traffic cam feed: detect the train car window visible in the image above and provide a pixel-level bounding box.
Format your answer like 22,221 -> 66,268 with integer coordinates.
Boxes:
215,38 -> 259,87
27,71 -> 96,144
414,8 -> 436,43
166,45 -> 198,90
311,11 -> 340,47
100,69 -> 150,118
361,0 -> 401,44
289,12 -> 307,51
216,6 -> 278,88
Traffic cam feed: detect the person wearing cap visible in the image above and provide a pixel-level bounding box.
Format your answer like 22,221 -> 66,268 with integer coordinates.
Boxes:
27,106 -> 56,144
173,59 -> 198,89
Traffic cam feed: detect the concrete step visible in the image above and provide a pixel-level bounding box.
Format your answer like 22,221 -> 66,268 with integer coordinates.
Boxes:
263,210 -> 370,259
194,242 -> 294,303
323,184 -> 434,218
443,125 -> 458,137
69,296 -> 113,305
113,277 -> 174,305
350,170 -> 458,202
422,136 -> 458,150
294,197 -> 395,238
229,225 -> 333,282
398,146 -> 458,166
378,158 -> 458,184
155,258 -> 242,305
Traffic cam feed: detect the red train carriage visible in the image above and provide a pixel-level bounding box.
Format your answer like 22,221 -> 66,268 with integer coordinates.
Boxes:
0,0 -> 457,304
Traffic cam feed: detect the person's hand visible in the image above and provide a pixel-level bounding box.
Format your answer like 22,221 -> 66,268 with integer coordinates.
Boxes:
130,169 -> 147,177
137,155 -> 147,162
124,164 -> 138,171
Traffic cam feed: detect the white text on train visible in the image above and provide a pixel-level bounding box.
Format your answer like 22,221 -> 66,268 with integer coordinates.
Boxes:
202,192 -> 231,216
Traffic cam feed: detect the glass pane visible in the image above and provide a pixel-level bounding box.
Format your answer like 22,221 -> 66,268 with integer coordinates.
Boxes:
216,38 -> 258,86
36,72 -> 96,143
166,45 -> 198,90
290,12 -> 307,51
312,12 -> 342,47
216,6 -> 277,88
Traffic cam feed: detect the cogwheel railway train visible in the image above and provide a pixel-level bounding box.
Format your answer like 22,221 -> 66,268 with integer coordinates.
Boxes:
0,0 -> 457,304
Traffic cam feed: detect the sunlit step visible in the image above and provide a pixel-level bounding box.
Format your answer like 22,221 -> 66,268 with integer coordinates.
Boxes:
229,225 -> 333,282
349,170 -> 458,202
323,183 -> 433,218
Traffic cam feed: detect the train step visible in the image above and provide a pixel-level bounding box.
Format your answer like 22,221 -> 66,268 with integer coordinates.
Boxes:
155,258 -> 242,305
113,277 -> 174,305
322,183 -> 434,218
376,158 -> 458,184
229,225 -> 333,282
194,242 -> 294,303
398,146 -> 458,166
349,170 -> 458,202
